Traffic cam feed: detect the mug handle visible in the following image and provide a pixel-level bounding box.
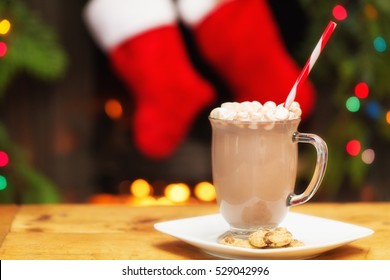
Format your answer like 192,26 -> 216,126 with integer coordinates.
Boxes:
287,132 -> 328,207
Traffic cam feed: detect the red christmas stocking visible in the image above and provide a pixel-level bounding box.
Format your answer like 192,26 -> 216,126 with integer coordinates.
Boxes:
178,0 -> 316,119
84,0 -> 215,158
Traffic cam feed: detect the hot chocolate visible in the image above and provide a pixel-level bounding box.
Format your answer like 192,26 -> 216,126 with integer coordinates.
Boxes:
209,101 -> 327,236
210,118 -> 299,230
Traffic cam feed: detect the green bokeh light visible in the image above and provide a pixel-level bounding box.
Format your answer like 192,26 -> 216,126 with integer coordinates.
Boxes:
0,175 -> 7,190
346,96 -> 360,112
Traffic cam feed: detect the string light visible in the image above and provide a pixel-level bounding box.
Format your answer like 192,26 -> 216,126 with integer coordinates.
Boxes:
332,5 -> 348,21
0,19 -> 11,35
194,181 -> 216,202
130,196 -> 156,206
346,139 -> 361,156
88,193 -> 118,204
346,96 -> 360,112
365,100 -> 381,119
364,4 -> 378,20
361,149 -> 375,164
0,151 -> 9,167
354,82 -> 369,99
130,179 -> 152,198
156,196 -> 174,205
104,98 -> 123,120
0,42 -> 7,57
0,175 -> 7,190
164,183 -> 190,203
373,36 -> 387,52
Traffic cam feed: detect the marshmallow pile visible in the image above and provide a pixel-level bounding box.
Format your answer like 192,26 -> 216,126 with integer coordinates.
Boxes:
210,101 -> 302,122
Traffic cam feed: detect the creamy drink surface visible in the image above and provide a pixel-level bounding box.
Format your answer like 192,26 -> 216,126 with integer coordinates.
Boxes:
209,101 -> 302,231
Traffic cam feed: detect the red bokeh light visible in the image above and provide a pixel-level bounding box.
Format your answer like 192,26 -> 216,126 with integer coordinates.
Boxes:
346,140 -> 361,156
0,42 -> 7,57
0,151 -> 9,167
354,82 -> 369,99
333,5 -> 348,21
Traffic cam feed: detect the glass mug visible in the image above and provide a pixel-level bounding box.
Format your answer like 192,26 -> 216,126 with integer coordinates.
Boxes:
209,117 -> 328,237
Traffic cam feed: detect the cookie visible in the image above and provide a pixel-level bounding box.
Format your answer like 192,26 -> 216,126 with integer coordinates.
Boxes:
248,228 -> 270,248
288,239 -> 305,247
220,234 -> 255,249
264,227 -> 293,248
219,227 -> 304,249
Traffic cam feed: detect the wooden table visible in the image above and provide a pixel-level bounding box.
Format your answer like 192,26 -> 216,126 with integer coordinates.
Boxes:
0,203 -> 389,260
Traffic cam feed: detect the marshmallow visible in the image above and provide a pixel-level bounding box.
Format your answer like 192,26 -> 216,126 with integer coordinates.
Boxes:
210,100 -> 302,122
275,104 -> 289,120
263,101 -> 277,109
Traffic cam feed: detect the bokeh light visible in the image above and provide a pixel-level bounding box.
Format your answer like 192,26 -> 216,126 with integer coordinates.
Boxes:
346,139 -> 361,156
194,181 -> 216,202
0,42 -> 7,57
373,36 -> 387,52
332,5 -> 348,21
0,151 -> 9,167
361,149 -> 375,164
346,96 -> 360,112
130,179 -> 152,198
365,100 -> 381,119
88,193 -> 118,204
164,183 -> 190,203
130,196 -> 156,206
386,111 -> 390,124
0,175 -> 7,190
364,4 -> 378,20
0,19 -> 11,35
354,82 -> 369,99
104,98 -> 123,120
156,196 -> 174,205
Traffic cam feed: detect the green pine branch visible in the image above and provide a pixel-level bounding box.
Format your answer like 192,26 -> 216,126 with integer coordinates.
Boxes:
0,0 -> 67,97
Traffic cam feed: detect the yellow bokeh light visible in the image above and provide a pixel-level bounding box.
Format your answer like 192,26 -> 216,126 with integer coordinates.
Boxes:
156,196 -> 174,206
0,19 -> 11,35
104,98 -> 123,120
130,179 -> 152,198
132,196 -> 156,206
194,182 -> 216,202
386,111 -> 390,125
164,183 -> 190,203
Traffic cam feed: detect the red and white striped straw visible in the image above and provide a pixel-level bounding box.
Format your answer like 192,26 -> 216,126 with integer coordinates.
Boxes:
285,21 -> 337,109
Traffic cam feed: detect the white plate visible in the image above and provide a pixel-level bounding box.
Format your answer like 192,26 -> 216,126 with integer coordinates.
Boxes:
154,212 -> 374,259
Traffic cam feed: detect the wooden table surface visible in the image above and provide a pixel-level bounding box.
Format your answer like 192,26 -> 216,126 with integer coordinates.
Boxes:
0,202 -> 389,260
